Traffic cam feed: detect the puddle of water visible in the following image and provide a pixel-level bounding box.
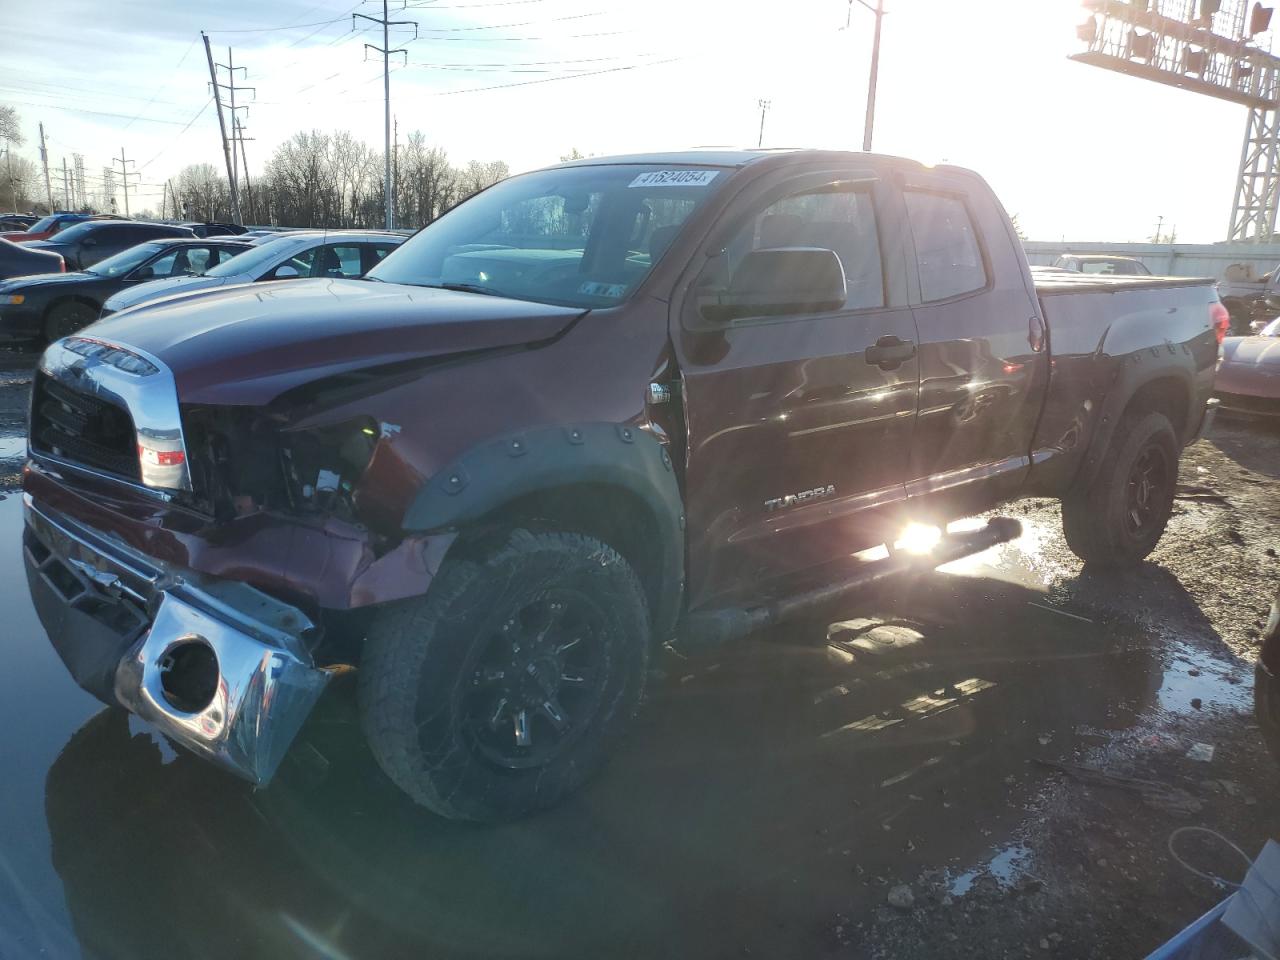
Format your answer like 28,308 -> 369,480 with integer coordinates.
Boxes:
947,843 -> 1033,896
0,433 -> 27,459
939,517 -> 1062,590
1156,641 -> 1250,714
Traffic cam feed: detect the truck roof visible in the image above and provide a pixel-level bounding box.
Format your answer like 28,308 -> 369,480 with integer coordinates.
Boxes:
550,148 -> 960,174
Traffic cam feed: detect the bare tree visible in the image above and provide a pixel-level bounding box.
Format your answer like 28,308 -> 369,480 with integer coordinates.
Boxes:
0,105 -> 23,148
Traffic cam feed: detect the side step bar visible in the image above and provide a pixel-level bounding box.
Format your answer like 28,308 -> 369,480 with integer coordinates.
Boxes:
677,516 -> 1022,650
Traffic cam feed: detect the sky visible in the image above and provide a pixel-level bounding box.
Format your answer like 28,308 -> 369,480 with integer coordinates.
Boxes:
0,0 -> 1266,241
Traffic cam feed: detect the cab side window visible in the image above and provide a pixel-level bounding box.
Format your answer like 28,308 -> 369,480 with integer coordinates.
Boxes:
903,191 -> 987,302
316,244 -> 363,278
711,184 -> 885,312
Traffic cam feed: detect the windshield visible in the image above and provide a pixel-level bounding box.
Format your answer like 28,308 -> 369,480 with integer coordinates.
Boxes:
27,216 -> 62,234
87,242 -> 166,278
367,164 -> 725,307
48,221 -> 100,244
205,235 -> 302,277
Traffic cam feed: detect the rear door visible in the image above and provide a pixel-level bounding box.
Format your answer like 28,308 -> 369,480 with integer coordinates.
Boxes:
674,166 -> 920,609
899,170 -> 1048,520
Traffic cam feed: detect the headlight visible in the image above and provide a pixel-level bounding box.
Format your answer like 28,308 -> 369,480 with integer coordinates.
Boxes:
0,294 -> 25,305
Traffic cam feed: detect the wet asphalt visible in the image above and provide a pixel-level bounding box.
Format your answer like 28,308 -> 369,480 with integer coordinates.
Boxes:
0,346 -> 1268,960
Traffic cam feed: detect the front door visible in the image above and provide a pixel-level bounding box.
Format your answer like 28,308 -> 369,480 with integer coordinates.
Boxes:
674,169 -> 920,610
898,172 -> 1048,520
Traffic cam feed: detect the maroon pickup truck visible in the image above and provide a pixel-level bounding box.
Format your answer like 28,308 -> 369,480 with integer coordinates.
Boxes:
22,150 -> 1226,821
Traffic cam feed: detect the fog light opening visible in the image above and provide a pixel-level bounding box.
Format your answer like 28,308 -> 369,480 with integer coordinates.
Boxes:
158,639 -> 219,713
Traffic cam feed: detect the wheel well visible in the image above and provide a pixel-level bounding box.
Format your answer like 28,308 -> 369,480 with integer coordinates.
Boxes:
1124,376 -> 1190,439
43,296 -> 98,323
453,482 -> 669,633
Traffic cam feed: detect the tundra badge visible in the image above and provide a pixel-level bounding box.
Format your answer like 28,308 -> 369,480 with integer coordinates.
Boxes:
764,484 -> 836,513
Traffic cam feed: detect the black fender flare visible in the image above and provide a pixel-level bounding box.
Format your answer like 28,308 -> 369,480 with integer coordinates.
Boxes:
1072,345 -> 1198,494
402,423 -> 685,642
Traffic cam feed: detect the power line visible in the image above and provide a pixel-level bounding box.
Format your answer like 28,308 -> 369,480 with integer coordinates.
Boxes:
124,37 -> 201,130
418,11 -> 602,31
431,55 -> 680,95
138,98 -> 213,170
0,100 -> 205,126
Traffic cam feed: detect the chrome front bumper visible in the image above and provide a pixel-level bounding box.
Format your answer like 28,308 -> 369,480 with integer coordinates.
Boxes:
23,494 -> 331,785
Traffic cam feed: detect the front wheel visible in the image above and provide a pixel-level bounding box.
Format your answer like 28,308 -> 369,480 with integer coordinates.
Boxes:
44,300 -> 98,342
358,529 -> 651,821
1061,410 -> 1179,567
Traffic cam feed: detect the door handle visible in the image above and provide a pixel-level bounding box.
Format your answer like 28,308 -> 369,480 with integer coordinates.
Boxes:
864,335 -> 916,370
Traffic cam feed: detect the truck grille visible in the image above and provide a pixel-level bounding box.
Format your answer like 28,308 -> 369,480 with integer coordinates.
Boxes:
30,373 -> 141,481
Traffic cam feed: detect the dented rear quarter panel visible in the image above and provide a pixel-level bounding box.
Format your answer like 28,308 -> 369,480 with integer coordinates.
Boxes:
1024,276 -> 1220,496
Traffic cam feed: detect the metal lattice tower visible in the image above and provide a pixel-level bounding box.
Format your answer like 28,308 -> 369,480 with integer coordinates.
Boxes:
1073,0 -> 1280,241
1230,105 -> 1280,238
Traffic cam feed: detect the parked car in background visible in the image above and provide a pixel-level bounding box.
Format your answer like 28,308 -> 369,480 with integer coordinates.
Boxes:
1260,588 -> 1280,763
1217,261 -> 1278,334
0,214 -> 39,232
240,228 -> 281,241
100,230 -> 404,316
181,222 -> 249,238
0,236 -> 64,280
25,150 -> 1222,821
0,212 -> 105,243
1214,317 -> 1280,417
0,237 -> 251,342
25,220 -> 196,271
1053,254 -> 1153,276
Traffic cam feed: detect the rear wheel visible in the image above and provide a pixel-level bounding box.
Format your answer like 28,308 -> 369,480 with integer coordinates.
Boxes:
358,529 -> 650,821
44,300 -> 97,342
1061,410 -> 1178,567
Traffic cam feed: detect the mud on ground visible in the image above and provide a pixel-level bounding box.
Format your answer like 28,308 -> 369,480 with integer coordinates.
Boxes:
854,416 -> 1280,960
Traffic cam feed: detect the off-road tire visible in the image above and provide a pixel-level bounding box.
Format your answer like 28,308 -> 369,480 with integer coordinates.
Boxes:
358,529 -> 650,821
44,300 -> 97,343
1061,410 -> 1179,567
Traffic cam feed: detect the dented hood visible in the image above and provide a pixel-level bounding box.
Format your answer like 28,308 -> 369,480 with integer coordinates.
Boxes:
86,277 -> 586,405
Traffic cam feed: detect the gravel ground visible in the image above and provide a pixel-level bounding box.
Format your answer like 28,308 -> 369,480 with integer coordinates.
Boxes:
855,413 -> 1280,960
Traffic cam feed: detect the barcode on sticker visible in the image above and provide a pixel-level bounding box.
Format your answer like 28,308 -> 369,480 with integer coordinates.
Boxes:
628,169 -> 719,188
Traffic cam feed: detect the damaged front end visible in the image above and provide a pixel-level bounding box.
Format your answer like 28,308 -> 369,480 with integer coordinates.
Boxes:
24,494 -> 330,784
23,336 -> 415,785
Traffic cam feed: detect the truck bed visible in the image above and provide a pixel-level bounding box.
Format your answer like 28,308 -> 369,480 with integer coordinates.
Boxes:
1034,271 -> 1213,296
1032,271 -> 1216,296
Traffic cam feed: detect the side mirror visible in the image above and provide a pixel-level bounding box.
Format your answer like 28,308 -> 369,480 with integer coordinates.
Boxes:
702,247 -> 847,322
273,264 -> 301,279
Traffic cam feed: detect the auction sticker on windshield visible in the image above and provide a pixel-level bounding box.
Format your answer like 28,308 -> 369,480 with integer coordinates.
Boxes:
628,170 -> 719,188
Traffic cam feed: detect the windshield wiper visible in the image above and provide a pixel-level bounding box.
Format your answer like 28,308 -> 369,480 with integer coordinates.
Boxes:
425,281 -> 504,297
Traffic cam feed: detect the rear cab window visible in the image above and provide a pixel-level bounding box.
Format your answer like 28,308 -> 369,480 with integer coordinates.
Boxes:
903,191 -> 988,302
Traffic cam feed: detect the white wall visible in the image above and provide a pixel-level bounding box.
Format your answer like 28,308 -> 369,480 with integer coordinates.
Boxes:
1023,240 -> 1280,281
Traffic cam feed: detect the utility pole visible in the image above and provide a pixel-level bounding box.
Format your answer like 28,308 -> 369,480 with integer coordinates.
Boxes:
218,46 -> 255,210
202,31 -> 242,224
161,180 -> 169,220
392,114 -> 399,226
112,148 -> 140,217
355,2 -> 417,229
38,123 -> 53,211
757,99 -> 771,148
845,0 -> 885,151
60,157 -> 69,211
235,116 -> 255,225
